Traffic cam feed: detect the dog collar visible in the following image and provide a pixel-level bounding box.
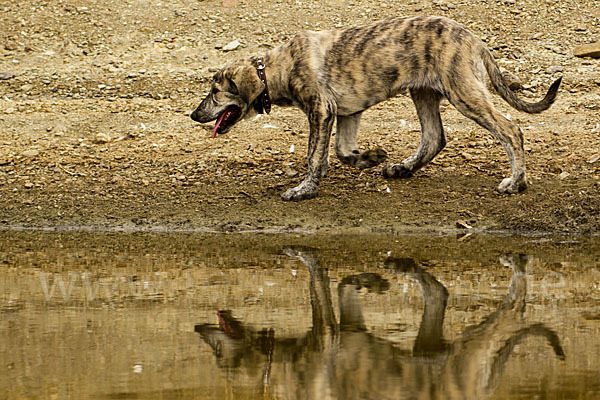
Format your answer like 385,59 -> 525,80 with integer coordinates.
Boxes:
256,57 -> 271,114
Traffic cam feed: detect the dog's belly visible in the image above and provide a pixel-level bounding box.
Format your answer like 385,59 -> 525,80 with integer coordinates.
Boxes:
333,82 -> 405,116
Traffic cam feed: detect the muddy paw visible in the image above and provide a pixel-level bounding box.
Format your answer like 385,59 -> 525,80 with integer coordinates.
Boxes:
382,163 -> 413,179
496,177 -> 527,194
356,148 -> 388,169
281,182 -> 318,201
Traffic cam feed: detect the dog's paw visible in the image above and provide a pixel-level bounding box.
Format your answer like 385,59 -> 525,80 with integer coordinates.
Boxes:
356,148 -> 388,169
496,177 -> 527,194
382,163 -> 413,179
281,182 -> 318,201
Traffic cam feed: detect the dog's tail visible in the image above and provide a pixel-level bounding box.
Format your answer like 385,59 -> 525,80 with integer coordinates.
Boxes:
481,47 -> 562,114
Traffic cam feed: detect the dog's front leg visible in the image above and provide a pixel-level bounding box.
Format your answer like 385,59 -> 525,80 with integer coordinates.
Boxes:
282,105 -> 335,201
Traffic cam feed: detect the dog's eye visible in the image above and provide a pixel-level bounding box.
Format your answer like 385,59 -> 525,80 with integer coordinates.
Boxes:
212,88 -> 220,94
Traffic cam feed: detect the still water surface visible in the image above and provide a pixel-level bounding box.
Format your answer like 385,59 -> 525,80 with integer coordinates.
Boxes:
1,232 -> 599,399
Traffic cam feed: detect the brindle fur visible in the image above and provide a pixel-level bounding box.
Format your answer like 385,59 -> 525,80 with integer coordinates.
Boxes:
195,249 -> 565,399
191,16 -> 562,201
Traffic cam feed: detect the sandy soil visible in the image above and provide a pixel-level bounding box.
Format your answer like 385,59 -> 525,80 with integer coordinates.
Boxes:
1,0 -> 599,234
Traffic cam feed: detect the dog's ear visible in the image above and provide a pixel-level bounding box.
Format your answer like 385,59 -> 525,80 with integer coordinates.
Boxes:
226,65 -> 265,105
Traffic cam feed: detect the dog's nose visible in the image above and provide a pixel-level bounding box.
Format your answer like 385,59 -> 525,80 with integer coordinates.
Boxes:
190,110 -> 199,122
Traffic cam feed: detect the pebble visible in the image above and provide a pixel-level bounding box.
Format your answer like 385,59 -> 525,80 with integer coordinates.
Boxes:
0,72 -> 15,80
573,42 -> 600,58
22,149 -> 40,157
587,154 -> 600,164
285,167 -> 298,177
94,133 -> 111,143
456,220 -> 472,229
545,65 -> 563,75
501,70 -> 522,90
222,40 -> 241,51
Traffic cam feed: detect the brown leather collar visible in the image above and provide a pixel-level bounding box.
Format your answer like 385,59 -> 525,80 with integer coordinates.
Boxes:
255,57 -> 271,114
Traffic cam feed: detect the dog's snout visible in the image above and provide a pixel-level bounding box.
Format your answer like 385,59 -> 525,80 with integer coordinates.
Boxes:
190,110 -> 200,122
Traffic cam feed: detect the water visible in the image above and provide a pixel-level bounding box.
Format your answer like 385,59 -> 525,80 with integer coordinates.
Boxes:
1,231 -> 599,399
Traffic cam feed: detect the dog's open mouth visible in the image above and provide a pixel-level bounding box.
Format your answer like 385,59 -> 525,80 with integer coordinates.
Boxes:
212,106 -> 242,138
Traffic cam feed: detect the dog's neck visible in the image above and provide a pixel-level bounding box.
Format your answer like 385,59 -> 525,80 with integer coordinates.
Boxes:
255,57 -> 271,114
260,47 -> 296,108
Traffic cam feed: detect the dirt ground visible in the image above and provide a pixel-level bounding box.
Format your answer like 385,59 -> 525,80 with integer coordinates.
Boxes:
1,0 -> 599,234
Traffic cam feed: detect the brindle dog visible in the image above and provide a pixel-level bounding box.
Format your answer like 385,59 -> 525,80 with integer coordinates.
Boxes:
191,16 -> 562,201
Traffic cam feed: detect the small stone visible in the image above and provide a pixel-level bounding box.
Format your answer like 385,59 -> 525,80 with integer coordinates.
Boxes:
285,167 -> 298,177
558,171 -> 570,180
0,72 -> 15,80
94,132 -> 111,143
24,182 -> 34,189
222,40 -> 241,51
587,154 -> 600,164
501,70 -> 522,90
530,33 -> 543,40
573,42 -> 600,58
456,220 -> 472,229
22,149 -> 40,157
546,65 -> 563,74
5,108 -> 15,114
274,169 -> 284,175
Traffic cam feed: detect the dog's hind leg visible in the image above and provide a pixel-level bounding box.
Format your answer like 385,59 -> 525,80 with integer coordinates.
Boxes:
335,112 -> 388,169
383,88 -> 445,178
448,85 -> 527,194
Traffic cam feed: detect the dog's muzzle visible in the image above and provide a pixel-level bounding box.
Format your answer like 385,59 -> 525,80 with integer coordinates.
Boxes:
190,110 -> 201,122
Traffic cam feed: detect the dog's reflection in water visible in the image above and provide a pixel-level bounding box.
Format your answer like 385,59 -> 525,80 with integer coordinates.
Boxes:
195,248 -> 564,400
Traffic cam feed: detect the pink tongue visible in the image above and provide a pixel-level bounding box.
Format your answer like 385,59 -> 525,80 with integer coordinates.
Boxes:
212,109 -> 230,139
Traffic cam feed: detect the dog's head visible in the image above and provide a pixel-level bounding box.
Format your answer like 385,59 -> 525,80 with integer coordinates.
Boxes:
190,58 -> 265,136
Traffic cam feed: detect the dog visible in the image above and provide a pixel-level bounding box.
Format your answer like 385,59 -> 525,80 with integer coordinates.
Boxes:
191,16 -> 562,201
195,248 -> 565,399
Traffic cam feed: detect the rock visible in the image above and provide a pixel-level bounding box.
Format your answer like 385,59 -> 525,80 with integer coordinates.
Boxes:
94,132 -> 111,143
22,149 -> 40,157
530,33 -> 543,40
222,40 -> 241,52
558,171 -> 570,180
0,72 -> 15,80
573,42 -> 600,58
456,220 -> 472,229
24,182 -> 34,189
546,65 -> 563,74
501,70 -> 522,90
285,167 -> 298,177
587,154 -> 600,164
